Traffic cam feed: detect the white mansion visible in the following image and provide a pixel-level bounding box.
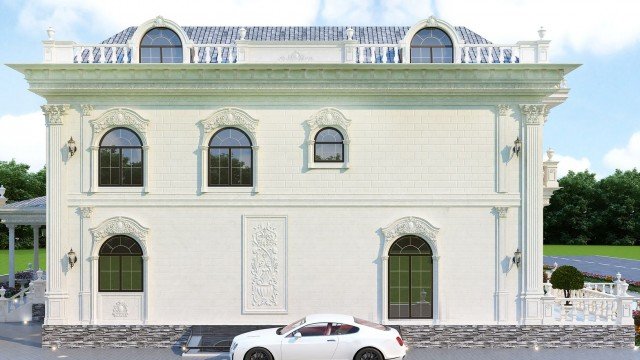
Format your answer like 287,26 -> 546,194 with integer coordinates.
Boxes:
5,15 -> 636,348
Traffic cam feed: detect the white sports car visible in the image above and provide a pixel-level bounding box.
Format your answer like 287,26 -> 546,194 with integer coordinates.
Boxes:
230,314 -> 407,360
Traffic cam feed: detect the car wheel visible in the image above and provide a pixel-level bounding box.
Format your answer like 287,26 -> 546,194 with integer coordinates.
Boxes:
244,347 -> 273,360
355,347 -> 384,360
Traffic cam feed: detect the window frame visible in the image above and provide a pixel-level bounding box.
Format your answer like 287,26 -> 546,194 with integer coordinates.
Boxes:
98,235 -> 144,293
313,127 -> 345,163
139,27 -> 183,64
98,127 -> 144,188
207,127 -> 254,187
410,27 -> 454,64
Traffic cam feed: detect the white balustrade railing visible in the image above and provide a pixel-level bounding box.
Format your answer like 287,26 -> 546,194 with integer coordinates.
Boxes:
460,44 -> 520,64
191,44 -> 237,63
0,270 -> 46,322
73,44 -> 132,64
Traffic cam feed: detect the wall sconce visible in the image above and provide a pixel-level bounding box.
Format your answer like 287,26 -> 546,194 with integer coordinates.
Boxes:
67,137 -> 77,157
512,249 -> 522,268
512,137 -> 522,157
67,248 -> 77,269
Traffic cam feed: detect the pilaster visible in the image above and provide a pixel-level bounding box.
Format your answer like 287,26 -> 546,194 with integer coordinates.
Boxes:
493,206 -> 509,323
519,104 -> 548,324
42,103 -> 70,325
495,105 -> 512,193
78,207 -> 93,323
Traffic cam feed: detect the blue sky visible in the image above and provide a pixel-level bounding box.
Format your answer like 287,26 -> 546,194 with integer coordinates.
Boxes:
1,0 -> 639,177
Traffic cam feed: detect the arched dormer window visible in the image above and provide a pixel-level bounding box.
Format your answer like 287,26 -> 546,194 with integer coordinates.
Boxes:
208,128 -> 253,187
314,127 -> 344,163
140,27 -> 183,63
410,28 -> 453,63
99,128 -> 143,187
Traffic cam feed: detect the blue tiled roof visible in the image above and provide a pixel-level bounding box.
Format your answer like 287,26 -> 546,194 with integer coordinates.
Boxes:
2,196 -> 46,209
102,25 -> 492,45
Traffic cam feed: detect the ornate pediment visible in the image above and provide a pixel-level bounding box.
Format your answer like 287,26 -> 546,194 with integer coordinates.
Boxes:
306,108 -> 351,131
382,216 -> 439,242
90,216 -> 149,244
90,108 -> 149,135
200,108 -> 259,134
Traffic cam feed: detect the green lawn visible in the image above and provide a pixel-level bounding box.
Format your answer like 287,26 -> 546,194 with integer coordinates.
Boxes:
0,249 -> 46,275
544,245 -> 640,261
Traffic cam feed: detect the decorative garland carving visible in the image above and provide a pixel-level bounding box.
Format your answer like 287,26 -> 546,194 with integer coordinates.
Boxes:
519,104 -> 548,125
200,108 -> 259,134
90,216 -> 149,244
41,104 -> 70,126
90,108 -> 149,135
112,301 -> 129,318
497,104 -> 511,116
278,51 -> 313,63
250,222 -> 279,307
382,216 -> 440,242
306,108 -> 351,131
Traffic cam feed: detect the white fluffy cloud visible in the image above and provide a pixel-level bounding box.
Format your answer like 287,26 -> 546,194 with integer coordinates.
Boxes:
0,112 -> 46,171
551,153 -> 592,178
603,132 -> 640,170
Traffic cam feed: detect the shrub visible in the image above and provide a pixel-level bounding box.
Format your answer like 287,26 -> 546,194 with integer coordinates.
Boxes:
550,265 -> 584,303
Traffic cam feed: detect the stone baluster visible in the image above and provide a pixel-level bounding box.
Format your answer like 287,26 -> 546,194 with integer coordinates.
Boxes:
393,47 -> 399,63
99,47 -> 105,63
124,44 -> 130,63
499,47 -> 505,63
464,47 -> 471,63
358,47 -> 365,63
205,46 -> 211,63
217,47 -> 223,63
370,46 -> 375,63
382,46 -> 388,63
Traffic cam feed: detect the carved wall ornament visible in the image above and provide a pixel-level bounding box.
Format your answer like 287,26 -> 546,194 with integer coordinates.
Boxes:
497,104 -> 512,116
81,104 -> 94,116
112,301 -> 128,318
200,108 -> 259,134
306,108 -> 351,132
41,104 -> 70,126
90,108 -> 149,135
494,207 -> 509,218
90,216 -> 149,245
153,15 -> 165,27
382,216 -> 440,242
278,51 -> 313,63
426,15 -> 438,26
79,207 -> 93,219
519,104 -> 548,125
250,222 -> 280,307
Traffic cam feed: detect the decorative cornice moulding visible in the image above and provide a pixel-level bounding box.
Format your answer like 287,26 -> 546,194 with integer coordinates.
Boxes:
90,108 -> 149,135
200,107 -> 259,133
41,104 -> 70,125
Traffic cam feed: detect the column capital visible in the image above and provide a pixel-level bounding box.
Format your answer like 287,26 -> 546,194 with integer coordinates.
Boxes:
519,104 -> 549,125
41,104 -> 70,126
81,104 -> 94,117
78,206 -> 93,219
493,206 -> 509,218
497,104 -> 512,116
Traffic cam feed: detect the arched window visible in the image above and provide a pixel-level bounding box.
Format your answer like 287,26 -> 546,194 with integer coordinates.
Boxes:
388,235 -> 433,319
208,128 -> 253,187
99,235 -> 143,292
99,128 -> 143,187
410,28 -> 453,63
140,27 -> 183,63
314,128 -> 344,162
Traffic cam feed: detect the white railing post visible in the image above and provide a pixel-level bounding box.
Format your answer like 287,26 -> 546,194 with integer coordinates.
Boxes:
205,46 -> 212,63
382,46 -> 388,63
217,47 -> 223,63
393,47 -> 399,63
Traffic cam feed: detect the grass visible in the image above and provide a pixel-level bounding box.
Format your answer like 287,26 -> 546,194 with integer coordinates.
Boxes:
543,245 -> 640,261
0,249 -> 46,274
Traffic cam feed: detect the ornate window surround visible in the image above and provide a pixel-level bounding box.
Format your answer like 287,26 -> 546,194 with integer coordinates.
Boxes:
305,108 -> 351,170
399,16 -> 463,64
380,216 -> 441,325
88,108 -> 151,194
128,16 -> 191,64
198,108 -> 260,194
89,216 -> 150,325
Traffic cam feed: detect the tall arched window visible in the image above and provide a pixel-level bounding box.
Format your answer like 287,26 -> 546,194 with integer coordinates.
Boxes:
99,128 -> 143,187
388,235 -> 433,319
99,236 -> 143,292
140,27 -> 183,63
410,28 -> 453,63
314,127 -> 344,162
208,128 -> 253,187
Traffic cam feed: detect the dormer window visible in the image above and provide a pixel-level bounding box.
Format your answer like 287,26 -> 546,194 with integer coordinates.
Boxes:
140,28 -> 183,63
410,28 -> 453,63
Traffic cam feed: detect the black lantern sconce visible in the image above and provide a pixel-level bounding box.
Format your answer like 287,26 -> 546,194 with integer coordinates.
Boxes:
512,137 -> 522,157
512,249 -> 522,268
67,137 -> 77,157
67,248 -> 77,269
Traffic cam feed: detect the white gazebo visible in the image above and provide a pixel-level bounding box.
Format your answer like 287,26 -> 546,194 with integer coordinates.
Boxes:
0,185 -> 45,287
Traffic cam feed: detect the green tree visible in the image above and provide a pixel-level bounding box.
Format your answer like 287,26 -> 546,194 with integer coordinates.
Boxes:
0,160 -> 46,250
544,171 -> 598,245
550,265 -> 584,304
593,169 -> 640,245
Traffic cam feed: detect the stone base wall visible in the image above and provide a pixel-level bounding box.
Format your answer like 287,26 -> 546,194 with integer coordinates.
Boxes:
42,325 -> 190,348
400,325 -> 636,348
31,304 -> 45,323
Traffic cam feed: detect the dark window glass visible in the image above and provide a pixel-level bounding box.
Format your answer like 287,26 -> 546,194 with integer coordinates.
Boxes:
410,28 -> 453,63
99,128 -> 143,187
140,28 -> 183,63
297,323 -> 330,337
388,235 -> 433,319
208,128 -> 252,187
329,323 -> 359,335
314,127 -> 344,162
99,236 -> 143,292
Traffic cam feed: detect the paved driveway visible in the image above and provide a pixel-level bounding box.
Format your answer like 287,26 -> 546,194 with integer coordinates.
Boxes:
1,323 -> 638,360
544,255 -> 640,281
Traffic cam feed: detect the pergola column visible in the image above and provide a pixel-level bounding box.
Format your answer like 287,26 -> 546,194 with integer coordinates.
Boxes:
7,224 -> 15,287
32,225 -> 42,271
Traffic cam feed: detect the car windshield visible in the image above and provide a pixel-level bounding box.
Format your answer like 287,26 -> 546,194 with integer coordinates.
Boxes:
281,317 -> 306,335
354,317 -> 388,331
